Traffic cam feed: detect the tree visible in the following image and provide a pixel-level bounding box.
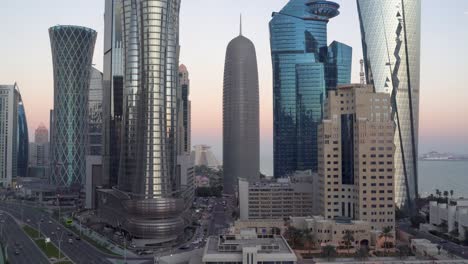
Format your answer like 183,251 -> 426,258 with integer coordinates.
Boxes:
450,190 -> 454,198
354,247 -> 369,261
437,244 -> 442,255
396,245 -> 410,259
321,245 -> 337,261
284,227 -> 303,248
436,189 -> 441,199
410,214 -> 426,228
379,226 -> 393,256
443,191 -> 449,202
302,229 -> 316,254
343,230 -> 355,254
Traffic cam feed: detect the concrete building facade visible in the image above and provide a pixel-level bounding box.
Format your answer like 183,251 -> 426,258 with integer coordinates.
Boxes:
0,84 -> 19,187
318,84 -> 395,231
429,199 -> 468,241
239,171 -> 317,220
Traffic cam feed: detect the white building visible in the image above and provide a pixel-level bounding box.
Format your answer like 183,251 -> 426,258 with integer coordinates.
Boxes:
429,199 -> 468,240
0,84 -> 20,187
202,229 -> 297,264
239,171 -> 318,220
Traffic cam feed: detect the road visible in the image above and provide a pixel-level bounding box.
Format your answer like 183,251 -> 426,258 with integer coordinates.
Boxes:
399,221 -> 468,259
0,211 -> 49,264
0,201 -> 116,264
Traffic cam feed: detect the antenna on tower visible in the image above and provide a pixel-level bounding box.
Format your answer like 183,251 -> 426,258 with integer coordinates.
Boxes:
360,59 -> 366,86
239,14 -> 242,36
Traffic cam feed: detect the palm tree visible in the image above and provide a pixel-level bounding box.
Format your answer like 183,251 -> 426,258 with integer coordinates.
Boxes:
443,191 -> 449,202
343,230 -> 355,254
321,245 -> 337,261
436,189 -> 441,199
302,229 -> 316,254
450,190 -> 454,199
380,226 -> 393,256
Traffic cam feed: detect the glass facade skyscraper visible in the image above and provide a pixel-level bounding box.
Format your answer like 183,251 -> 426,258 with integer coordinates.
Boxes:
0,84 -> 19,187
103,0 -> 124,188
270,0 -> 352,177
88,67 -> 104,156
49,25 -> 97,187
357,0 -> 421,211
17,94 -> 29,177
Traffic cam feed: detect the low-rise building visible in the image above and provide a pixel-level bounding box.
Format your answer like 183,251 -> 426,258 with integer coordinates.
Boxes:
202,229 -> 297,264
429,199 -> 468,240
410,239 -> 441,258
290,216 -> 371,248
239,170 -> 317,220
232,219 -> 286,237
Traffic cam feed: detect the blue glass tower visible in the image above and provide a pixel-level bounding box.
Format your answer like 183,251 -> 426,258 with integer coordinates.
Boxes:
270,0 -> 352,177
17,95 -> 29,177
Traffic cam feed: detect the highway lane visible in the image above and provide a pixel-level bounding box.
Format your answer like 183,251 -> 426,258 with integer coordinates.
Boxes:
0,211 -> 49,264
0,202 -> 113,264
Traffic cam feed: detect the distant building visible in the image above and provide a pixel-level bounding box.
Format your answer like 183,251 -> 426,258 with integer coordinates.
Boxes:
318,84 -> 395,231
270,0 -> 352,177
0,84 -> 20,187
88,67 -> 104,156
239,170 -> 317,220
35,124 -> 49,144
202,229 -> 297,264
29,124 -> 50,177
17,94 -> 29,177
290,216 -> 371,248
223,18 -> 260,195
178,65 -> 191,154
191,145 -> 220,169
49,25 -> 97,187
429,199 -> 468,241
195,176 -> 210,188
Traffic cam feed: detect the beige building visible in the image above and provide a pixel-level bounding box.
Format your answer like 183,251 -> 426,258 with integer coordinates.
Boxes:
239,170 -> 317,220
291,216 -> 371,248
318,84 -> 395,231
232,219 -> 286,237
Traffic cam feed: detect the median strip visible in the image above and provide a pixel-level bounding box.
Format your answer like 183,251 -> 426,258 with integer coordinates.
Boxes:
22,225 -> 72,263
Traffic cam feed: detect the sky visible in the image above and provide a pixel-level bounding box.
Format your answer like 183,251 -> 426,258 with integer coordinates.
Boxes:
1,0 -> 468,175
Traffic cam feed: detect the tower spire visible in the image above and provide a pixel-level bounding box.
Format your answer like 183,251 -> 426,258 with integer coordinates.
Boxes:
240,14 -> 242,36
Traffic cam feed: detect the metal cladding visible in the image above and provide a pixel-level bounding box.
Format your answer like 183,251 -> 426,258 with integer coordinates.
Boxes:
103,0 -> 186,244
49,25 -> 97,187
223,24 -> 260,195
357,0 -> 421,211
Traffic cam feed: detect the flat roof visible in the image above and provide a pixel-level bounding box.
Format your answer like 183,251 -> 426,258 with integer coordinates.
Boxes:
205,235 -> 294,255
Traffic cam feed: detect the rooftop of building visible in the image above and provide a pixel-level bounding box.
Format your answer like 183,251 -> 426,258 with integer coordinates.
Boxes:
205,230 -> 294,255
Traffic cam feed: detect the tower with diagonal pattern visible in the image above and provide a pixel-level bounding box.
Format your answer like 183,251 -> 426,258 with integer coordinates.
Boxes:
49,25 -> 97,187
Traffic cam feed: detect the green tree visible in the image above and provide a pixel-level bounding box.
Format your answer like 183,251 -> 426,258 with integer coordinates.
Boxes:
284,227 -> 303,249
302,229 -> 316,254
354,247 -> 369,261
450,190 -> 454,199
443,191 -> 449,202
436,189 -> 441,199
343,230 -> 355,254
380,226 -> 393,256
321,245 -> 337,261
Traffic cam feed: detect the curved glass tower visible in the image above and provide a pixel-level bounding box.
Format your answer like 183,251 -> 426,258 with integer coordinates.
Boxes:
17,94 -> 29,177
49,25 -> 97,187
223,21 -> 260,195
270,0 -> 351,177
357,0 -> 421,211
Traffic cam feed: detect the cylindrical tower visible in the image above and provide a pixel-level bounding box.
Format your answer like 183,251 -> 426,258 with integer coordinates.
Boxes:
49,25 -> 97,187
223,21 -> 260,195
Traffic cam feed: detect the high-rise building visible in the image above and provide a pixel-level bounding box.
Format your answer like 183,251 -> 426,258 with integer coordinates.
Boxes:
35,124 -> 49,144
88,67 -> 104,156
357,0 -> 421,211
96,0 -> 188,246
191,145 -> 221,169
270,0 -> 352,177
317,84 -> 395,231
0,84 -> 20,187
17,94 -> 29,177
103,0 -> 124,188
223,19 -> 260,195
178,65 -> 191,154
49,25 -> 97,187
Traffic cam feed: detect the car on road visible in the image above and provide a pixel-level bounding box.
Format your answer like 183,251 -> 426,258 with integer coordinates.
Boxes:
14,249 -> 20,255
48,220 -> 52,224
75,237 -> 81,241
179,245 -> 190,250
67,232 -> 73,237
26,219 -> 30,223
440,240 -> 448,244
68,238 -> 73,244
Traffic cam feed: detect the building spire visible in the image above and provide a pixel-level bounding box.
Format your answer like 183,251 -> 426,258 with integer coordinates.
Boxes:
240,13 -> 242,36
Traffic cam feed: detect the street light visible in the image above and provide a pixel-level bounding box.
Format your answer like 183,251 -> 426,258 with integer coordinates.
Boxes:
54,229 -> 65,260
117,221 -> 127,264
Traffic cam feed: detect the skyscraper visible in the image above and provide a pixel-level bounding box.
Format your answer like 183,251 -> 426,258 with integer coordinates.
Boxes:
88,67 -> 104,156
223,19 -> 260,195
49,25 -> 97,187
17,94 -> 29,177
318,84 -> 395,231
357,0 -> 421,211
35,124 -> 49,144
270,0 -> 352,177
103,0 -> 124,187
0,84 -> 19,187
30,124 -> 49,168
178,65 -> 191,154
96,0 -> 187,246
